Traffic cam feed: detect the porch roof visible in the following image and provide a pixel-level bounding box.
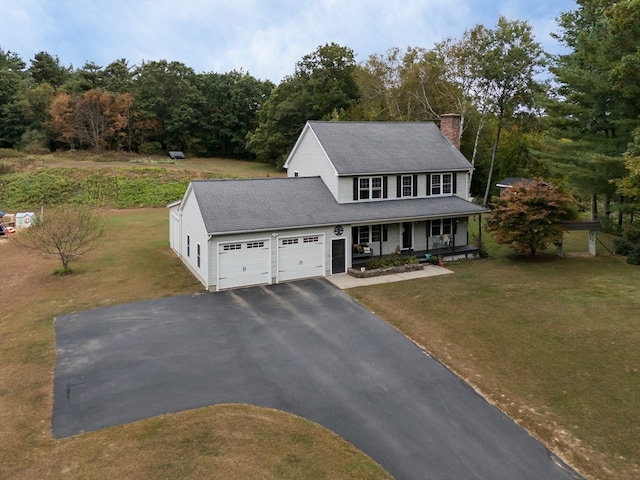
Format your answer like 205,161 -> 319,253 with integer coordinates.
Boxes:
190,177 -> 488,236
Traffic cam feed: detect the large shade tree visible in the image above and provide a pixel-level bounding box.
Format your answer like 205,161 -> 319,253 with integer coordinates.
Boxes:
246,43 -> 360,166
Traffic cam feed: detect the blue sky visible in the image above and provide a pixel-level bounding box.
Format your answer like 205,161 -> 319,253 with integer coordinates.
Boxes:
0,0 -> 576,82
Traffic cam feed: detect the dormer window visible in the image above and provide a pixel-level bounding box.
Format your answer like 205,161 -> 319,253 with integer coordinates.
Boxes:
354,176 -> 388,200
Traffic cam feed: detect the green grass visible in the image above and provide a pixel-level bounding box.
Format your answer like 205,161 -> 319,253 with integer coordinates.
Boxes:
349,230 -> 640,480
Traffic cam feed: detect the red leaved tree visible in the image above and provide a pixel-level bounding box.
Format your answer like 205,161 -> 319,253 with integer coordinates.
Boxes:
486,179 -> 576,257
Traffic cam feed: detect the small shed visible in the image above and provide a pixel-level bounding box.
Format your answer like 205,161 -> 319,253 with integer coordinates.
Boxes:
168,151 -> 186,160
15,212 -> 36,228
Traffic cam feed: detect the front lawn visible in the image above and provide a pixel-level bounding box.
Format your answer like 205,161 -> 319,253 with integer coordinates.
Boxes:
349,231 -> 640,480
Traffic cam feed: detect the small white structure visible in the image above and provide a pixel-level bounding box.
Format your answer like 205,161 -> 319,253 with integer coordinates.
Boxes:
15,212 -> 36,228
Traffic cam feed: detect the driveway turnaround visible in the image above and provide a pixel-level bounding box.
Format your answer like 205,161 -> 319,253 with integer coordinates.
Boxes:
53,279 -> 582,480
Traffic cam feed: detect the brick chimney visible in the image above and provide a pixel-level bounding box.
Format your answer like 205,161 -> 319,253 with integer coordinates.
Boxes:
440,114 -> 461,149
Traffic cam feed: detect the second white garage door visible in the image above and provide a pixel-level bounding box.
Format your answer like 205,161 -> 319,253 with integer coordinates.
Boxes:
218,240 -> 271,290
278,235 -> 325,282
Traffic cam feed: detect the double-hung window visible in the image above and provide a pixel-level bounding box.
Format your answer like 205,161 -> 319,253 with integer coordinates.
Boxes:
354,225 -> 382,245
402,175 -> 413,197
442,174 -> 453,194
355,176 -> 386,200
431,218 -> 453,236
430,173 -> 454,196
359,176 -> 383,199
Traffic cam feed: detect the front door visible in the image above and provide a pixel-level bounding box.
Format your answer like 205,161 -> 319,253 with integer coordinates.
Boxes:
402,222 -> 413,250
331,238 -> 346,274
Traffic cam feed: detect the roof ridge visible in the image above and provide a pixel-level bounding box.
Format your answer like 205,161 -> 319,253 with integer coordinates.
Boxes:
191,176 -> 320,183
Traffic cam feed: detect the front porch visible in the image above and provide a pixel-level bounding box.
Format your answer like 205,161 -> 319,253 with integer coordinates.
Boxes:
409,244 -> 481,263
349,216 -> 484,269
351,244 -> 480,268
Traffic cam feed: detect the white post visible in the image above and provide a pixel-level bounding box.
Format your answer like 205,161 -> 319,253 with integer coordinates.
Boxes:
588,230 -> 597,256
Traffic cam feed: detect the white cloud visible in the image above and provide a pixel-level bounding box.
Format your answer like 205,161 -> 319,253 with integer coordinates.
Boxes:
0,0 -> 577,81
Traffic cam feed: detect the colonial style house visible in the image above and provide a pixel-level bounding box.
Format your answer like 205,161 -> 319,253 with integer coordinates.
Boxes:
169,115 -> 488,291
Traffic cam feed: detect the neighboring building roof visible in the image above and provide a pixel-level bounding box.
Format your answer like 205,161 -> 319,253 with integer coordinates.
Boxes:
301,121 -> 473,175
496,177 -> 530,188
190,177 -> 488,236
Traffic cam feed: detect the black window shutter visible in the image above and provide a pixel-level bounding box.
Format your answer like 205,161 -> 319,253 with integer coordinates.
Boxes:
383,224 -> 388,241
353,177 -> 358,201
413,174 -> 418,196
426,174 -> 431,196
453,173 -> 457,194
383,176 -> 388,198
351,226 -> 358,244
396,176 -> 401,198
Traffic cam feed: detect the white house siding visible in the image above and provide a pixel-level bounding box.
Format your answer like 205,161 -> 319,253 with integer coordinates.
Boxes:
342,172 -> 471,202
169,203 -> 180,255
285,129 -> 340,200
413,222 -> 428,251
177,191 -> 210,289
455,218 -> 469,246
455,171 -> 470,200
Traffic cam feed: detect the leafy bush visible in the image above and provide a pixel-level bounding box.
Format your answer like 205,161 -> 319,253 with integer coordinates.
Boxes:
0,148 -> 26,159
366,255 -> 418,270
613,237 -> 634,255
626,243 -> 640,265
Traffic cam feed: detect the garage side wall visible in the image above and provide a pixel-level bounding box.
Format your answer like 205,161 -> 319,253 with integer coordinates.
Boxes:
178,193 -> 209,289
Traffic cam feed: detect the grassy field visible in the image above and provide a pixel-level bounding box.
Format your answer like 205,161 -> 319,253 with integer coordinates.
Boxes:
349,230 -> 640,480
0,208 -> 392,480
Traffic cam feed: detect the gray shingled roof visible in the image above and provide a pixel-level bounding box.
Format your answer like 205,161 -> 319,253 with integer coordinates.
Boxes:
190,177 -> 487,235
306,121 -> 472,175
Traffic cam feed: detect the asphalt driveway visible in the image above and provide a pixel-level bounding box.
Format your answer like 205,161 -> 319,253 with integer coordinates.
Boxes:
53,278 -> 581,480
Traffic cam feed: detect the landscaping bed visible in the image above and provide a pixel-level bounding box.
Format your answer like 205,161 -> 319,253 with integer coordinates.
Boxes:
348,254 -> 422,278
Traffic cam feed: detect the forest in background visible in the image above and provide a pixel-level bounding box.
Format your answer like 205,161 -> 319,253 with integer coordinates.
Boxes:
0,0 -> 638,234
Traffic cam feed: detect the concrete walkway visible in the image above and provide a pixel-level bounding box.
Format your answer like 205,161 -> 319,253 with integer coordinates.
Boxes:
327,264 -> 453,289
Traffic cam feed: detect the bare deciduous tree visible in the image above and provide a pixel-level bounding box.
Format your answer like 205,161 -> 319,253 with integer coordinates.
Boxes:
14,206 -> 106,273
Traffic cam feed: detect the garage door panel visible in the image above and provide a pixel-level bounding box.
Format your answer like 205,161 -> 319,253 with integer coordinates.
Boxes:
278,235 -> 325,282
218,241 -> 270,290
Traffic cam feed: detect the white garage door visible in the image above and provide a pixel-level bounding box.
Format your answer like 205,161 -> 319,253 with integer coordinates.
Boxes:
278,235 -> 325,282
218,240 -> 271,290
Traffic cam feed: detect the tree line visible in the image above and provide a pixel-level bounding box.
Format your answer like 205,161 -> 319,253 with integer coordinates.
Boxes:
1,0 -> 639,233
